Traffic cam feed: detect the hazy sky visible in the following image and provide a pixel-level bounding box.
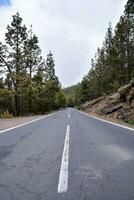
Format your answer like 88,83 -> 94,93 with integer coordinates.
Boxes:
0,0 -> 127,87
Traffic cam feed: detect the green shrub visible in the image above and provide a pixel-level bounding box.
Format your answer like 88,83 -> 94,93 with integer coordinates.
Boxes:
128,120 -> 134,125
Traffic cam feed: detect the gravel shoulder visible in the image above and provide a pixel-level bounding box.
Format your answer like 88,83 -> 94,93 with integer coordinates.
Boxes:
0,115 -> 45,131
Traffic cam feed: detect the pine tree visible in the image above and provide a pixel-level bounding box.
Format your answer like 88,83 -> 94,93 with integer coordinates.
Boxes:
124,0 -> 134,80
5,12 -> 27,115
23,25 -> 43,113
89,58 -> 95,99
125,0 -> 134,18
45,51 -> 59,83
0,12 -> 65,116
43,51 -> 62,111
103,22 -> 113,53
103,23 -> 114,92
64,0 -> 134,106
0,42 -> 9,73
24,26 -> 42,77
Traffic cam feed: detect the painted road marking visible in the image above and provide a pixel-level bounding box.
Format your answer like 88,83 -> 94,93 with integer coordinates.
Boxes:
57,125 -> 70,193
0,110 -> 63,134
68,114 -> 70,118
77,110 -> 134,132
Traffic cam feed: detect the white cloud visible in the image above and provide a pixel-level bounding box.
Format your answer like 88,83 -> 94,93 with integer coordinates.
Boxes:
0,0 -> 127,87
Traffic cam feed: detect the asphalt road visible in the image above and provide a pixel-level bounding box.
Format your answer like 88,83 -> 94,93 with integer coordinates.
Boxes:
0,108 -> 134,200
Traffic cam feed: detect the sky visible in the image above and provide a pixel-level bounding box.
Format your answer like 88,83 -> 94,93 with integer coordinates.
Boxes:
0,0 -> 127,87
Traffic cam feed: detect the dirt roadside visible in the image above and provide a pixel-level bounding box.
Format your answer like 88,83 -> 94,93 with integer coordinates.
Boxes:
0,115 -> 45,131
83,111 -> 134,130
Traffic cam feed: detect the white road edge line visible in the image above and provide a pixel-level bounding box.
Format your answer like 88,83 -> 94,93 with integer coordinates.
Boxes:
0,110 -> 63,134
77,110 -> 134,132
57,125 -> 70,194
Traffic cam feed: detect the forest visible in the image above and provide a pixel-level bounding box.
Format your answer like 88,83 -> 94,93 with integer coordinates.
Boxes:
65,0 -> 134,107
0,13 -> 66,117
0,0 -> 134,117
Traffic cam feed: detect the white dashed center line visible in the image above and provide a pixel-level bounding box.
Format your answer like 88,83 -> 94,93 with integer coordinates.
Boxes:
57,125 -> 70,193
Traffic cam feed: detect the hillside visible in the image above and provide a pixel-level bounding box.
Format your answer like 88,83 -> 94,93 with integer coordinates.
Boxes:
80,79 -> 134,125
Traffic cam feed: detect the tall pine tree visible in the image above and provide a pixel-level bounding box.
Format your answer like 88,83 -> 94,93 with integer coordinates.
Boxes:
45,51 -> 59,84
5,12 -> 27,115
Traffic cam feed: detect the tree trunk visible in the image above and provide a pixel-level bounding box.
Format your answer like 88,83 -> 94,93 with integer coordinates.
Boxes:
29,65 -> 32,113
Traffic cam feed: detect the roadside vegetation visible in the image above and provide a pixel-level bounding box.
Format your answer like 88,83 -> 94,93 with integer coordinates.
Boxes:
64,0 -> 134,122
128,120 -> 134,125
0,13 -> 66,117
0,0 -> 134,120
64,0 -> 134,107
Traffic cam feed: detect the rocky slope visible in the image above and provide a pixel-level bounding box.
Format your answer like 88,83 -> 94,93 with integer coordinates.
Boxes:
80,79 -> 134,124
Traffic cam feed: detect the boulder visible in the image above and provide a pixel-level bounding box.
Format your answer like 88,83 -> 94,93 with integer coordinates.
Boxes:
105,103 -> 123,114
118,84 -> 131,101
127,88 -> 134,104
109,92 -> 120,104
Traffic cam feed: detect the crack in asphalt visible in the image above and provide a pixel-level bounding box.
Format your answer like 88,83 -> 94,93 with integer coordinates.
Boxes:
0,153 -> 62,200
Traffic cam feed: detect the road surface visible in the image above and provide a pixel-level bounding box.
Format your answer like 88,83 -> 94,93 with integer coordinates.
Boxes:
0,108 -> 134,200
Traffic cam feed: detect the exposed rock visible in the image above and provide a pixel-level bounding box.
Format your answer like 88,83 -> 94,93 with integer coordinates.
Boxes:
109,93 -> 120,101
131,100 -> 134,108
80,97 -> 104,110
105,104 -> 123,114
118,84 -> 131,102
127,88 -> 134,105
80,80 -> 134,123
